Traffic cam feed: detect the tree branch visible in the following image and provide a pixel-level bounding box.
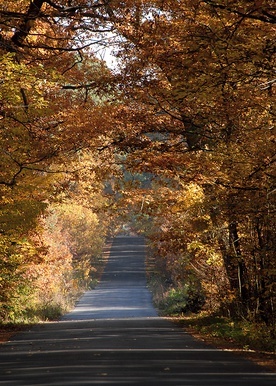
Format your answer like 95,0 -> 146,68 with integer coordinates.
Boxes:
215,180 -> 262,191
11,0 -> 45,48
204,1 -> 276,24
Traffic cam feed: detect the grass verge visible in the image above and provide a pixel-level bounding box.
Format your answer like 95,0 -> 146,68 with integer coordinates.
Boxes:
169,313 -> 276,372
147,270 -> 276,371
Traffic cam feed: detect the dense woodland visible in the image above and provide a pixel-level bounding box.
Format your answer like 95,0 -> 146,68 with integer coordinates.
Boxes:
0,1 -> 275,337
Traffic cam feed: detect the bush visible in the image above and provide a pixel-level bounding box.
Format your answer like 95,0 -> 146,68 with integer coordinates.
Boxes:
159,284 -> 205,316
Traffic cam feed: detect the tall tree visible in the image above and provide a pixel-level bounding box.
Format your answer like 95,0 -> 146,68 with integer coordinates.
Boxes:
104,0 -> 275,324
0,0 -> 118,320
0,0 -> 275,327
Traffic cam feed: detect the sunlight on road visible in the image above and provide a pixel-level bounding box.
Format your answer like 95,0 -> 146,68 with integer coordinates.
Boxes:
0,237 -> 275,385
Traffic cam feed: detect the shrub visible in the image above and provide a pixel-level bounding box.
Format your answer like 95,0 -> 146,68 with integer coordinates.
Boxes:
159,284 -> 205,316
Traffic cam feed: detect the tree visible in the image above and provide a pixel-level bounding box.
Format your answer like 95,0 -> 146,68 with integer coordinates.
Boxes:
0,1 -> 118,321
0,0 -> 274,328
104,0 -> 275,326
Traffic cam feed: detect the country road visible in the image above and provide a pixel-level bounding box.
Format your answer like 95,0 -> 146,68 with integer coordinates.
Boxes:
0,235 -> 275,385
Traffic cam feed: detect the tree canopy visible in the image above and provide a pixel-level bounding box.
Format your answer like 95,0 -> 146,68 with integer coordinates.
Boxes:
0,1 -> 275,331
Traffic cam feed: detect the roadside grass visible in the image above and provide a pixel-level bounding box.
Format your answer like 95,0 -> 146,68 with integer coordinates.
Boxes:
0,246 -> 111,344
169,313 -> 276,372
147,271 -> 276,371
0,283 -> 94,343
172,313 -> 276,353
0,302 -> 66,343
153,284 -> 276,354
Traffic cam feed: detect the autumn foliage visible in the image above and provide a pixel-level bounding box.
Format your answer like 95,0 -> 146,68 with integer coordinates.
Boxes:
108,0 -> 275,330
0,1 -> 275,334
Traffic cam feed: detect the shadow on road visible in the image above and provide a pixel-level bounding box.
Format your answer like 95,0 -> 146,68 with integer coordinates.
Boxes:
0,236 -> 275,385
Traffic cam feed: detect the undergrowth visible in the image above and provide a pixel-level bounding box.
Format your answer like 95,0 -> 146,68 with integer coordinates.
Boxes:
147,272 -> 276,353
175,314 -> 276,353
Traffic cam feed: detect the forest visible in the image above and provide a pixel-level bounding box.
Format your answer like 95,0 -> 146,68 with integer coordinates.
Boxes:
0,1 -> 275,346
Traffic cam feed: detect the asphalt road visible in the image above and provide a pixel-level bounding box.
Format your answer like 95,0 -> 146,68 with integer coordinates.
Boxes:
0,235 -> 275,385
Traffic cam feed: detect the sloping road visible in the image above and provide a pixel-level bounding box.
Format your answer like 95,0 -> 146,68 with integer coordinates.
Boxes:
0,235 -> 275,385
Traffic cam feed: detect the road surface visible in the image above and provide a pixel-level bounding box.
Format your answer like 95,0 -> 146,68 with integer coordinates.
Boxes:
0,235 -> 275,385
